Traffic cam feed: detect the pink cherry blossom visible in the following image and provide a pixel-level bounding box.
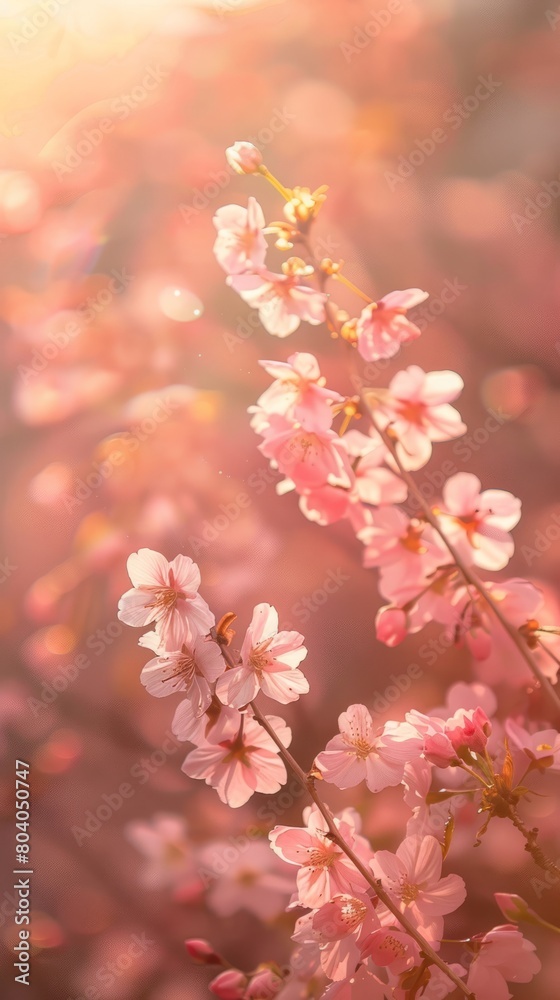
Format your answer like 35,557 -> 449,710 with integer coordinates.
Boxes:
125,813 -> 199,893
118,549 -> 214,651
358,506 -> 447,606
216,603 -> 308,708
311,893 -> 380,981
316,705 -> 422,792
269,805 -> 373,909
438,472 -> 521,571
172,698 -> 240,746
213,198 -> 267,275
228,268 -> 326,338
370,834 -> 466,941
255,353 -> 344,431
361,927 -> 421,975
139,631 -> 225,717
225,141 -> 263,175
355,288 -> 428,362
466,925 -> 541,1000
505,719 -> 560,771
374,366 -> 466,470
182,712 -> 291,808
375,606 -> 407,647
258,414 -> 353,492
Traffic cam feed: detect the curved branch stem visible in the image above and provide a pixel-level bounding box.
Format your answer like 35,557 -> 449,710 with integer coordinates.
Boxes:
214,638 -> 473,996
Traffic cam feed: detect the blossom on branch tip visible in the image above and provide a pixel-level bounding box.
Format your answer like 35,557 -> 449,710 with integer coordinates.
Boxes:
225,141 -> 263,175
216,602 -> 308,707
117,549 -> 214,651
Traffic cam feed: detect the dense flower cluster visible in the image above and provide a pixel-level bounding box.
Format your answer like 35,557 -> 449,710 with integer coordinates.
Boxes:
116,143 -> 560,1000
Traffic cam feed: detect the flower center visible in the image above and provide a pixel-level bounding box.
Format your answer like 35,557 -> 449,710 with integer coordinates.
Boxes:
340,897 -> 368,929
168,650 -> 197,688
347,735 -> 375,760
398,401 -> 425,425
248,637 -> 274,673
400,881 -> 420,905
537,743 -> 553,752
146,586 -> 185,615
306,846 -> 339,871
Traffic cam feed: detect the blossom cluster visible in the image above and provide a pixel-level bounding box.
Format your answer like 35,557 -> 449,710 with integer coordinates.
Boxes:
115,143 -> 560,1000
118,549 -> 308,808
117,548 -> 559,999
214,142 -> 560,695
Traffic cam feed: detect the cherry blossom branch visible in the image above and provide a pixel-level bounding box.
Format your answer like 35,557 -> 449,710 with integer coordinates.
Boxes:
360,401 -> 560,719
215,638 -> 475,999
509,812 -> 560,880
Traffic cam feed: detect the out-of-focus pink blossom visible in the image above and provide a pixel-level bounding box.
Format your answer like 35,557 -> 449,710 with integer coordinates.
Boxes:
355,288 -> 428,362
373,366 -> 466,470
505,719 -> 560,770
125,814 -> 199,892
118,549 -> 214,651
437,472 -> 521,571
466,925 -> 541,1000
375,606 -> 407,647
228,268 -> 326,337
213,198 -> 267,275
198,840 -> 294,920
210,968 -> 248,999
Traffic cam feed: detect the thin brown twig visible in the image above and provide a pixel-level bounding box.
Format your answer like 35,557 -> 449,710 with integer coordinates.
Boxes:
361,403 -> 560,719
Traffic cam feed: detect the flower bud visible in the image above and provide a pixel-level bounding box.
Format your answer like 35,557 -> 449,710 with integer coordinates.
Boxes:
185,939 -> 222,965
447,707 -> 491,755
246,967 -> 283,999
375,606 -> 407,647
494,893 -> 534,923
210,969 -> 248,1000
424,733 -> 458,768
226,142 -> 263,175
